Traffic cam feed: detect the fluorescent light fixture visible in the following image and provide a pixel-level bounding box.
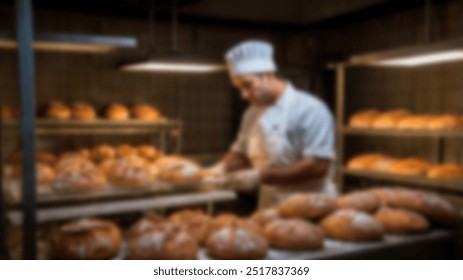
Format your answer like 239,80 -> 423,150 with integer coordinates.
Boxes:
377,50 -> 463,66
120,60 -> 226,73
0,32 -> 137,53
348,37 -> 463,67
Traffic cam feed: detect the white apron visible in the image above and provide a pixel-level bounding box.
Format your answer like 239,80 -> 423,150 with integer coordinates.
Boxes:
247,109 -> 337,209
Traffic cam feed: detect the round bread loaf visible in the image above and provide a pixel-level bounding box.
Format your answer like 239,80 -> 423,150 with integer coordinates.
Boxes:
137,144 -> 161,161
320,209 -> 384,241
387,158 -> 432,176
108,155 -> 156,187
98,159 -> 116,177
264,219 -> 324,250
128,223 -> 198,260
78,148 -> 91,159
249,208 -> 280,228
127,214 -> 165,239
131,104 -> 161,120
116,144 -> 138,158
106,103 -> 130,120
51,218 -> 122,260
374,207 -> 429,234
210,213 -> 261,234
368,187 -> 406,206
53,160 -> 107,192
206,223 -> 268,260
71,102 -> 97,120
90,144 -> 116,162
427,163 -> 463,180
427,114 -> 462,130
336,191 -> 380,213
156,156 -> 204,184
371,110 -> 409,129
277,193 -> 336,220
169,209 -> 211,244
348,109 -> 380,128
346,153 -> 391,171
45,102 -> 71,120
397,115 -> 434,130
54,153 -> 92,173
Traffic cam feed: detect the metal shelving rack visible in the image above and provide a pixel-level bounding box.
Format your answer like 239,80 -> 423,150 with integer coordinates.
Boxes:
0,0 -> 234,260
331,39 -> 463,195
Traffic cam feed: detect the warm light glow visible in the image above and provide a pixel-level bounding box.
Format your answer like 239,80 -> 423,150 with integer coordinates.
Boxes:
377,50 -> 463,66
120,61 -> 226,73
0,39 -> 115,53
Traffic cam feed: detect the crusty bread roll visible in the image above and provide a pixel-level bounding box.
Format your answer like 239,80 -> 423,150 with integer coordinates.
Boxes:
90,144 -> 116,162
108,155 -> 157,187
116,144 -> 137,158
264,219 -> 324,250
348,109 -> 380,128
320,209 -> 384,241
51,218 -> 122,260
45,102 -> 72,120
137,144 -> 161,161
277,193 -> 336,220
106,103 -> 130,120
156,156 -> 204,184
249,208 -> 280,228
71,102 -> 97,120
347,153 -> 393,171
336,191 -> 380,213
53,160 -> 107,192
374,207 -> 429,234
427,163 -> 463,180
78,148 -> 91,159
128,223 -> 198,260
131,104 -> 161,120
206,223 -> 268,260
387,158 -> 432,176
127,215 -> 165,240
427,114 -> 462,130
397,115 -> 435,130
169,209 -> 211,244
54,153 -> 93,173
13,163 -> 55,187
210,213 -> 261,234
98,159 -> 116,177
368,187 -> 406,206
371,110 -> 409,129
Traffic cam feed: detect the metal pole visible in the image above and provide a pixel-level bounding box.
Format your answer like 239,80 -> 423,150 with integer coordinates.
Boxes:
15,0 -> 37,260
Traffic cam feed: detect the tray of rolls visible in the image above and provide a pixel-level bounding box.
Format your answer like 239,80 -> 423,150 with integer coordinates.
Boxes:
2,144 -> 207,205
12,187 -> 461,260
348,109 -> 463,131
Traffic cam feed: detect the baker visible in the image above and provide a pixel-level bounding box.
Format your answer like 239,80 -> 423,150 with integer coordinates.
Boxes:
206,40 -> 337,209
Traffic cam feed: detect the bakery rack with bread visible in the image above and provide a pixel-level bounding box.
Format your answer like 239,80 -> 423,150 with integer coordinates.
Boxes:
331,54 -> 463,212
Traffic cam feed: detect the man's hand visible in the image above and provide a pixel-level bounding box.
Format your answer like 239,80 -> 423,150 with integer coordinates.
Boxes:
221,169 -> 261,192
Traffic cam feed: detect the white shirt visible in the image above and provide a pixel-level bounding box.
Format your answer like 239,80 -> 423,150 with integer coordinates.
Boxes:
231,83 -> 335,164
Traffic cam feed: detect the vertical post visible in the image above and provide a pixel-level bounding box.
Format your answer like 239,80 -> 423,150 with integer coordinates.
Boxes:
335,64 -> 346,193
15,0 -> 37,260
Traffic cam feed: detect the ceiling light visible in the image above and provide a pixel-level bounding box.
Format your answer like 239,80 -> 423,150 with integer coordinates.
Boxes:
376,50 -> 463,66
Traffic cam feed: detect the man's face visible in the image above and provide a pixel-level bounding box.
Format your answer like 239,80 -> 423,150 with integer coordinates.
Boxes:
231,74 -> 273,106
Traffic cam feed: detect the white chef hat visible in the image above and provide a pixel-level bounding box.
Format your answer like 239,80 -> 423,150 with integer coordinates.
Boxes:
225,40 -> 277,76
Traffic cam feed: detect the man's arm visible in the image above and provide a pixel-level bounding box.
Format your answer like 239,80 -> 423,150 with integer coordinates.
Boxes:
220,151 -> 252,172
260,158 -> 330,186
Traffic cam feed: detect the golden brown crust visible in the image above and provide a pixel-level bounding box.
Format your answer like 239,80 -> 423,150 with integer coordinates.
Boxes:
108,155 -> 156,187
336,191 -> 380,213
348,109 -> 380,128
106,103 -> 130,120
346,153 -> 391,171
249,208 -> 280,228
427,114 -> 462,130
206,223 -> 268,260
156,156 -> 204,184
277,193 -> 336,220
90,144 -> 116,162
169,209 -> 211,244
427,163 -> 463,180
320,209 -> 384,241
131,104 -> 161,120
45,102 -> 72,120
137,144 -> 162,161
71,102 -> 97,120
374,207 -> 429,234
53,160 -> 107,192
264,219 -> 324,250
387,158 -> 432,176
371,110 -> 409,129
397,115 -> 435,130
51,218 -> 122,260
127,215 -> 166,240
116,144 -> 138,158
128,223 -> 198,260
